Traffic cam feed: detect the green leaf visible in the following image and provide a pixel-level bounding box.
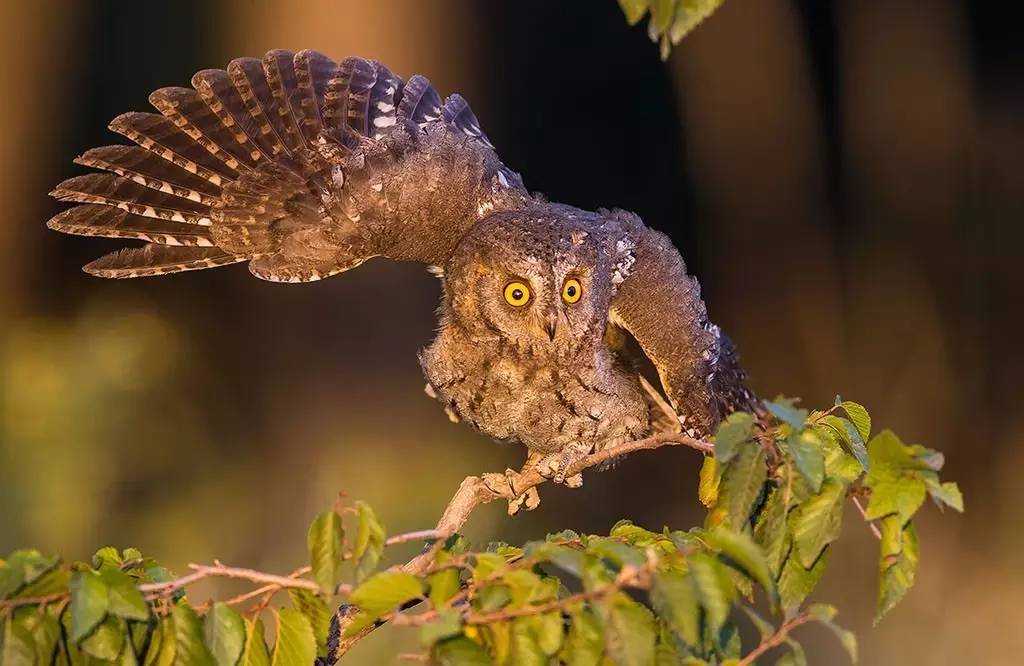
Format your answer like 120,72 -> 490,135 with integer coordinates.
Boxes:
719,443 -> 767,530
776,637 -> 808,666
427,568 -> 462,608
101,568 -> 150,622
789,478 -> 846,568
713,412 -> 755,464
687,552 -> 734,636
864,430 -> 929,524
587,538 -> 646,569
69,570 -> 110,642
819,416 -> 868,471
876,518 -> 919,624
807,606 -> 858,663
287,589 -> 330,658
352,501 -> 385,583
649,0 -> 674,34
144,615 -> 176,666
840,402 -> 871,442
81,616 -> 126,661
926,479 -> 964,513
531,610 -> 564,656
419,607 -> 463,647
740,607 -> 775,642
617,0 -> 651,26
564,610 -> 603,666
670,0 -> 726,44
698,456 -> 720,508
271,609 -> 315,666
204,603 -> 246,666
2,613 -> 38,666
702,528 -> 775,601
764,398 -> 809,429
753,487 -> 789,577
348,570 -> 424,624
431,636 -> 494,665
650,570 -> 700,647
785,430 -> 825,493
307,510 -> 343,595
174,605 -> 215,666
239,619 -> 270,666
11,606 -> 62,665
778,545 -> 829,612
0,550 -> 60,600
604,595 -> 656,666
655,621 -> 683,666
508,618 -> 547,666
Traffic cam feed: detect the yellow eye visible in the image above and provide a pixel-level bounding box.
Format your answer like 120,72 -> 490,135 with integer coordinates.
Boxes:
562,278 -> 582,304
503,281 -> 531,307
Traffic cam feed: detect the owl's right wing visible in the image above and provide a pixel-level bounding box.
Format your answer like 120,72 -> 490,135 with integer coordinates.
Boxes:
48,51 -> 529,280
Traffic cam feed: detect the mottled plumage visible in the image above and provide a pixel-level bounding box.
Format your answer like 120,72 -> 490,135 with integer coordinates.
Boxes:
47,50 -> 756,479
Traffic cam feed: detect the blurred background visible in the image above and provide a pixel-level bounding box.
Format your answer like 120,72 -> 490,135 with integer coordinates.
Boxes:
1,0 -> 1020,663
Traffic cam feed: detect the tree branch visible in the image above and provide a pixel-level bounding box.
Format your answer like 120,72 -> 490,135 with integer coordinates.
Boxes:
328,430 -> 713,660
738,612 -> 814,665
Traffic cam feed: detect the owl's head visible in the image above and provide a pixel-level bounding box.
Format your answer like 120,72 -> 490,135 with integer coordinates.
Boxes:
443,206 -> 616,356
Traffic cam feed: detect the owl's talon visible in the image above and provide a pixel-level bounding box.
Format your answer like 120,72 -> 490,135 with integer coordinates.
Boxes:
507,487 -> 541,515
564,473 -> 583,488
534,444 -> 593,487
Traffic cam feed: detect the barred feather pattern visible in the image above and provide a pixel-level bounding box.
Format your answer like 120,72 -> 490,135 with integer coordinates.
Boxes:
49,50 -> 526,279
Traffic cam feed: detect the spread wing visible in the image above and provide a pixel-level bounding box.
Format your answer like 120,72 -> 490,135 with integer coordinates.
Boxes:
49,50 -> 528,280
607,212 -> 757,437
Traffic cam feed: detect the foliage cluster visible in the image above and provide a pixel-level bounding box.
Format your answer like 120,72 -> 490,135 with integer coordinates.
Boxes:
617,0 -> 726,59
1,398 -> 961,665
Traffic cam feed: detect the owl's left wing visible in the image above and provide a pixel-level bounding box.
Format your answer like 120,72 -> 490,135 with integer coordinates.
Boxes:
606,212 -> 756,437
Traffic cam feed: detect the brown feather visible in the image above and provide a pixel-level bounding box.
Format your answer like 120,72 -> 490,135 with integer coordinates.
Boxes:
108,112 -> 238,186
75,146 -> 221,206
47,205 -> 214,246
83,245 -> 245,278
51,174 -> 213,225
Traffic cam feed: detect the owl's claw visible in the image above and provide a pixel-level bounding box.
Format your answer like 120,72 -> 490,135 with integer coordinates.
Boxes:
535,443 -> 592,486
482,468 -> 541,515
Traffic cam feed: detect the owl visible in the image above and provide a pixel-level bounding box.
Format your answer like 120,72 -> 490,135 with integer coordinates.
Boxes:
48,50 -> 756,486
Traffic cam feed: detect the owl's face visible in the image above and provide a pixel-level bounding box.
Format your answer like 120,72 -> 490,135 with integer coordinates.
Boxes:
444,210 -> 614,357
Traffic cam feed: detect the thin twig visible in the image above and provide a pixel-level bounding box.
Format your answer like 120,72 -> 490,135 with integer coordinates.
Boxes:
851,496 -> 882,540
739,612 -> 814,665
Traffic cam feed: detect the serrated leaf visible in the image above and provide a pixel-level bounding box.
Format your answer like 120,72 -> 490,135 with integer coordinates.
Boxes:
786,430 -> 825,493
650,570 -> 700,647
144,615 -> 175,666
239,619 -> 270,666
287,589 -> 330,657
564,610 -> 603,666
617,0 -> 651,26
204,603 -> 245,666
427,567 -> 461,608
69,570 -> 109,642
587,538 -> 646,569
352,501 -> 385,583
741,606 -> 775,641
778,545 -> 829,612
687,552 -> 734,636
669,0 -> 726,43
840,402 -> 871,442
419,607 -> 463,647
348,570 -> 424,625
719,443 -> 767,530
876,518 -> 919,624
270,609 -> 315,666
431,636 -> 494,665
789,478 -> 846,568
604,595 -> 656,666
173,605 -> 215,666
2,614 -> 38,666
819,416 -> 868,471
713,412 -> 755,464
698,456 -> 720,508
754,487 -> 789,577
101,568 -> 150,622
764,398 -> 809,429
0,550 -> 60,600
307,510 -> 343,595
82,615 -> 127,660
865,475 -> 926,524
925,479 -> 964,513
702,528 -> 776,601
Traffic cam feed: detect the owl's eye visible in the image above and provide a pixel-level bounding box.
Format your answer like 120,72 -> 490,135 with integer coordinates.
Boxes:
562,278 -> 582,304
503,281 -> 531,307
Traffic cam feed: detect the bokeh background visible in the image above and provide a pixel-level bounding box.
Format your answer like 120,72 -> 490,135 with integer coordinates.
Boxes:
1,0 -> 1021,663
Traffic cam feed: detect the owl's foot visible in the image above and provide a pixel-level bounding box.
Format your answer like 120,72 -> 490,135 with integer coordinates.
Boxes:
533,443 -> 592,487
482,468 -> 541,515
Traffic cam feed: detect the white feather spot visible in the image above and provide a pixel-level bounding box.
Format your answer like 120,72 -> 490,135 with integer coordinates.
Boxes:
373,116 -> 397,128
376,102 -> 394,112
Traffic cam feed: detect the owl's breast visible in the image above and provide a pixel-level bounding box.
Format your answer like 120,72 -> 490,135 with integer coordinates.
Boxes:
419,336 -> 649,455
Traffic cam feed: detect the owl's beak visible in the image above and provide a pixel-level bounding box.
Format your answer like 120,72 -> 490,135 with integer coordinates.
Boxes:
544,310 -> 558,341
